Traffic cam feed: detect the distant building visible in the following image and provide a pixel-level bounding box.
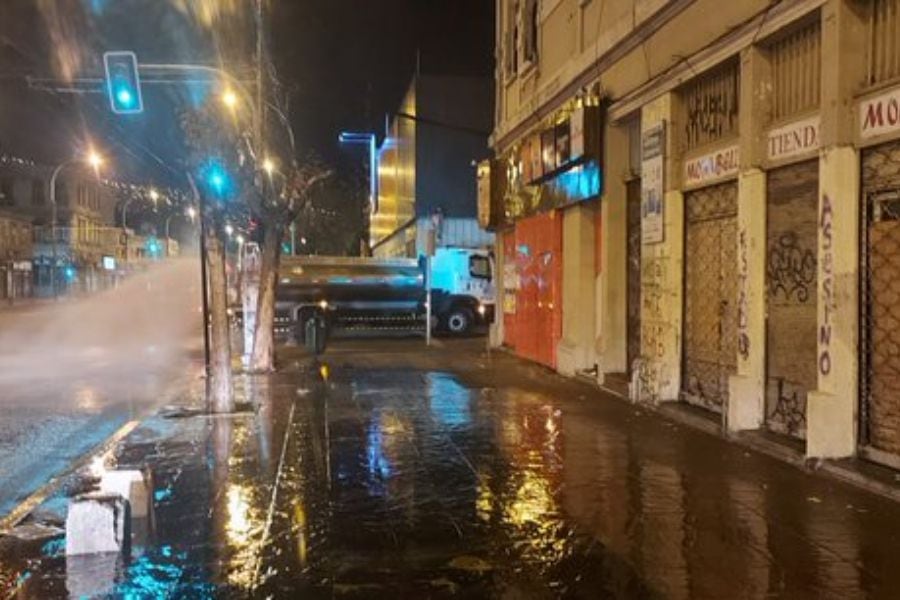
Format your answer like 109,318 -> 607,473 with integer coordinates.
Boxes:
0,208 -> 32,300
370,75 -> 495,258
0,157 -> 123,295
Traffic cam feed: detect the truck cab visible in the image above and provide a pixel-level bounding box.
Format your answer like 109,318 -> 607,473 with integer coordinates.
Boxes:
429,247 -> 495,334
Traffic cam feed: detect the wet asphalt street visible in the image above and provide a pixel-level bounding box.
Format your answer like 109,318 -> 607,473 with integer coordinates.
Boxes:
0,261 -> 202,519
9,337 -> 900,598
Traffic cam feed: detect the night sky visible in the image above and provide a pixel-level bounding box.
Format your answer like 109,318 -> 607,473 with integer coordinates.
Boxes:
0,1 -> 495,186
271,0 -> 494,171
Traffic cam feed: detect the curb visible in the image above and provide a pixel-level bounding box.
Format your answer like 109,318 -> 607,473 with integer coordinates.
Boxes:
0,419 -> 141,532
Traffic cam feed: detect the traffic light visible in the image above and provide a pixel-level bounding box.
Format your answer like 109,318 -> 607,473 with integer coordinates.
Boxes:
200,160 -> 233,199
103,51 -> 143,114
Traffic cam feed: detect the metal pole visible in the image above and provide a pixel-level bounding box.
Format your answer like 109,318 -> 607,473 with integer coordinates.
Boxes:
255,0 -> 264,147
48,159 -> 82,297
290,221 -> 296,255
425,255 -> 432,347
187,174 -> 211,376
48,162 -> 66,299
121,198 -> 133,270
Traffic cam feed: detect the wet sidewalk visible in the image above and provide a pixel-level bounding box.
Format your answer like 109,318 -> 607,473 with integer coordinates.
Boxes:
6,338 -> 900,598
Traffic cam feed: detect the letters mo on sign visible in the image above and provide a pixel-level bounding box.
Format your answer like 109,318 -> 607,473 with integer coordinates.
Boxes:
683,145 -> 739,187
861,86 -> 900,139
641,123 -> 666,244
767,116 -> 820,161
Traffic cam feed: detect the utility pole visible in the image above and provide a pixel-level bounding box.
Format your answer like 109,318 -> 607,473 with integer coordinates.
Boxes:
255,0 -> 265,149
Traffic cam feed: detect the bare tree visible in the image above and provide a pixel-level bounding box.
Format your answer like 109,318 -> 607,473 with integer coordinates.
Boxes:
181,104 -> 250,412
245,156 -> 331,373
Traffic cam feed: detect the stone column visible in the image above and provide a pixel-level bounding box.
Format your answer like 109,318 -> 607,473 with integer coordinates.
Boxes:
728,45 -> 771,431
638,93 -> 684,403
807,0 -> 867,458
558,202 -> 596,376
598,121 -> 629,379
489,232 -> 506,348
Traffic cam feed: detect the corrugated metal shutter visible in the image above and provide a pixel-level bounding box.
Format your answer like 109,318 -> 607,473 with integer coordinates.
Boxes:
765,160 -> 818,439
513,212 -> 563,368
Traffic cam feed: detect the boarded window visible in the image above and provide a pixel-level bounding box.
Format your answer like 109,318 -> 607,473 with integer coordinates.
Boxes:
868,0 -> 900,86
506,1 -> 519,78
769,20 -> 821,122
679,61 -> 740,152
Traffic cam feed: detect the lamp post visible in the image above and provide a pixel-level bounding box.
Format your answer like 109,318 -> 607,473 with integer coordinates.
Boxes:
49,150 -> 103,297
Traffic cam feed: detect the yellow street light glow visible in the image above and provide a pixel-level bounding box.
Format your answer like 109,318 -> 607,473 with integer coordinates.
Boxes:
262,157 -> 275,175
87,151 -> 103,170
222,90 -> 239,109
149,188 -> 160,202
187,207 -> 197,220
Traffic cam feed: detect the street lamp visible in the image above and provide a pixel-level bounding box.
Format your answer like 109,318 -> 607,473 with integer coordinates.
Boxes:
338,131 -> 378,213
221,89 -> 239,110
49,149 -> 104,297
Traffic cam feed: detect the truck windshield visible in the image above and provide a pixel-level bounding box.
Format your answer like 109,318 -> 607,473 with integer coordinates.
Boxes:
469,255 -> 491,279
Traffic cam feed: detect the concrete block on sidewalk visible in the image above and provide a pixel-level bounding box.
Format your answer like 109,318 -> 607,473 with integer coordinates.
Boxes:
65,492 -> 131,556
100,469 -> 151,518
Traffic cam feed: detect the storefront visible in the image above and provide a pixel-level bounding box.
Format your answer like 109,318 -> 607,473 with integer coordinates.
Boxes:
485,102 -> 602,371
682,176 -> 739,413
507,211 -> 563,368
764,157 -> 819,439
859,86 -> 900,461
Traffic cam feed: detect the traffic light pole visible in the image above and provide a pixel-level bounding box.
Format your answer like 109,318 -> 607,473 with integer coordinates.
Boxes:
187,174 -> 211,377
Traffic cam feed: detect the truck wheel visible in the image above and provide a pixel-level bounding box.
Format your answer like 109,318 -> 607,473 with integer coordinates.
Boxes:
445,307 -> 473,335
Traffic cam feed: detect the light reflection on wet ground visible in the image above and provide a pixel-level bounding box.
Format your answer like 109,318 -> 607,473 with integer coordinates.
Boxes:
9,338 -> 900,597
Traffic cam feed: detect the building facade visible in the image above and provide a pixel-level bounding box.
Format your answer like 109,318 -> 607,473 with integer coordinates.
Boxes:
371,75 -> 496,258
0,159 -> 125,295
0,208 -> 32,300
486,0 -> 900,465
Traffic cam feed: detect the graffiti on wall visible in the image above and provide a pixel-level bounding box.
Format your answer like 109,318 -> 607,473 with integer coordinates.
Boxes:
737,228 -> 750,360
768,231 -> 817,303
819,194 -> 834,376
638,255 -> 672,401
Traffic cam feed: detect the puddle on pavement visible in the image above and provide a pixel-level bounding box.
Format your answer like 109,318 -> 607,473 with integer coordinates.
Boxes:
5,351 -> 900,598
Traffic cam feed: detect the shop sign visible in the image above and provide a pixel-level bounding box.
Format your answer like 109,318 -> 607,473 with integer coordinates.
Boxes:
554,121 -> 571,168
518,139 -> 531,183
503,262 -> 518,314
860,86 -> 900,139
12,261 -> 32,271
529,133 -> 543,182
641,123 -> 666,244
684,144 -> 739,187
477,160 -> 493,229
767,115 -> 819,161
102,256 -> 116,271
570,108 -> 585,159
541,129 -> 556,175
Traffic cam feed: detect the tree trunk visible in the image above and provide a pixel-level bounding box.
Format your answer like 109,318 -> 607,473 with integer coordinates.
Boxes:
206,223 -> 234,412
250,222 -> 283,372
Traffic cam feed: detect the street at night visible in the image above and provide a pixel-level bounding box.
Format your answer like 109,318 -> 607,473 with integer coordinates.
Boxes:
6,0 -> 900,598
